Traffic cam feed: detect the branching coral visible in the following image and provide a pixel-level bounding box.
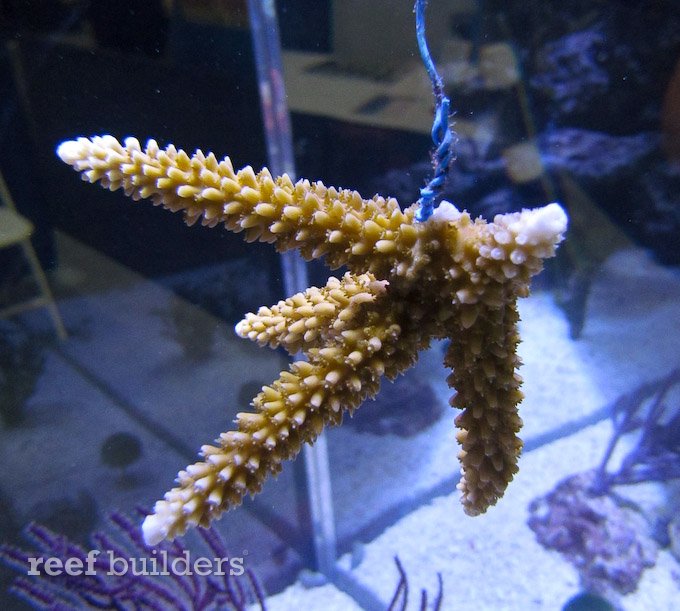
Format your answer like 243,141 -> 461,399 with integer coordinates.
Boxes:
57,135 -> 567,544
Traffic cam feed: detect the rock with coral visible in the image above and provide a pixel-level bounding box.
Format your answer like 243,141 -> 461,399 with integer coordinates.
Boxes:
530,26 -> 611,117
538,129 -> 658,180
528,470 -> 658,601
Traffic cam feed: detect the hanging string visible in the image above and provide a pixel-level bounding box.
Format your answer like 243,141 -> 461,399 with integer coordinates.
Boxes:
414,0 -> 456,222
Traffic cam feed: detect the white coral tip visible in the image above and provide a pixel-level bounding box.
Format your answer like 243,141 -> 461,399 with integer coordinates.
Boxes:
534,202 -> 568,237
124,136 -> 142,151
513,202 -> 568,246
142,511 -> 170,546
234,319 -> 246,337
56,140 -> 84,165
430,200 -> 462,223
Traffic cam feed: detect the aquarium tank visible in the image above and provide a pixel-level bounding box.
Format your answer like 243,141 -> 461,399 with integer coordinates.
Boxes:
1,1 -> 679,609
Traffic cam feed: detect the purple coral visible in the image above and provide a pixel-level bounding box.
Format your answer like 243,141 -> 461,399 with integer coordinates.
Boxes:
0,510 -> 265,610
528,470 -> 657,598
594,369 -> 680,491
387,556 -> 443,611
528,370 -> 680,599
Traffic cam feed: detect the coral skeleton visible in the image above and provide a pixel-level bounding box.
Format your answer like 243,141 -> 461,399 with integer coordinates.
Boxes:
57,135 -> 567,545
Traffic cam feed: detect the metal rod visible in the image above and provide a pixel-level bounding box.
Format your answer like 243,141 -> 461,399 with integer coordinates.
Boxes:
246,0 -> 338,575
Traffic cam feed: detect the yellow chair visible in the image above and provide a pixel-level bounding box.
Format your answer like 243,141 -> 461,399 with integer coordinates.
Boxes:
0,170 -> 67,339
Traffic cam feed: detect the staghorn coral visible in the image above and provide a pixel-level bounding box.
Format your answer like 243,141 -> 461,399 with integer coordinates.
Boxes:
57,135 -> 567,544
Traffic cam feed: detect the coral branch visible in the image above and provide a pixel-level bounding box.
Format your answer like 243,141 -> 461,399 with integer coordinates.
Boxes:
235,272 -> 388,354
143,290 -> 421,545
445,302 -> 524,514
57,134 -> 567,543
57,136 -> 419,275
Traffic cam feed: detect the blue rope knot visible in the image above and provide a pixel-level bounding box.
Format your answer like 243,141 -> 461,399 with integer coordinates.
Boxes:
415,97 -> 454,222
414,0 -> 457,222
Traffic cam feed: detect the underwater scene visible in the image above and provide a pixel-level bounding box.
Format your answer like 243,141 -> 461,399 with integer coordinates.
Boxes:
1,1 -> 679,609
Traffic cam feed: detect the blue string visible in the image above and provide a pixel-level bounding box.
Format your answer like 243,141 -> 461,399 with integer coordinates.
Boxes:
414,0 -> 456,222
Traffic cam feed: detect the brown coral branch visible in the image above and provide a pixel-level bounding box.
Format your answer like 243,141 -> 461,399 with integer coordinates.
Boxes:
142,289 -> 421,544
444,301 -> 524,514
57,136 -> 420,276
56,134 -> 568,543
